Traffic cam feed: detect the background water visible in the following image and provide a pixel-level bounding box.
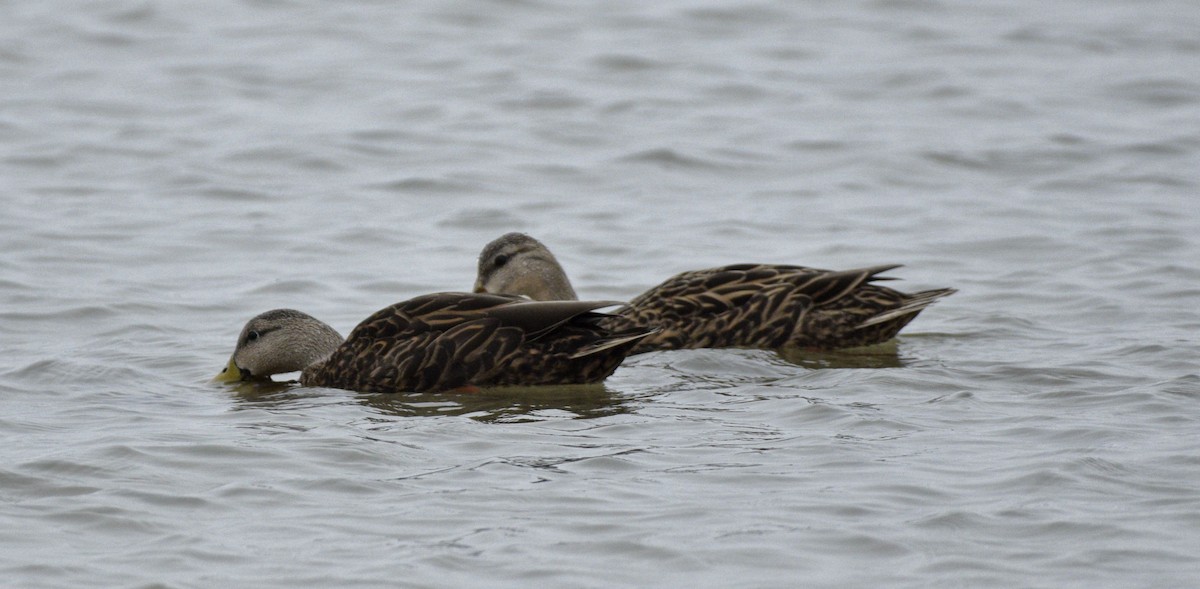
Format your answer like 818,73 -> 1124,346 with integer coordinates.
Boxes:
3,0 -> 1199,587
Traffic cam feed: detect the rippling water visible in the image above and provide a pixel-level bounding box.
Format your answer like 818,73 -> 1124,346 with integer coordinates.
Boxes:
3,0 -> 1199,587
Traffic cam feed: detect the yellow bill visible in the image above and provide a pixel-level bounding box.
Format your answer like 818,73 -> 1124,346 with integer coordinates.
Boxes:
212,357 -> 243,383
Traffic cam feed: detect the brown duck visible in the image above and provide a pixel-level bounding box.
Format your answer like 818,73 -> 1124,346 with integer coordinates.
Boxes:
214,292 -> 655,393
474,233 -> 955,354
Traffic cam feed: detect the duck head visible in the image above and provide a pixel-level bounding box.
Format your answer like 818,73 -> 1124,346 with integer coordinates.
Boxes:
214,309 -> 344,382
474,232 -> 579,301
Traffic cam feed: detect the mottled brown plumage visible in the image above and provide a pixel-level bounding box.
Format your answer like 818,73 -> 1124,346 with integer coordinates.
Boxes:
215,292 -> 655,393
475,233 -> 955,354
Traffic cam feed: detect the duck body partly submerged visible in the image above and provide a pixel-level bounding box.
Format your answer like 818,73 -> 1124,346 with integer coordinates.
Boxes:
611,263 -> 954,353
475,233 -> 955,354
216,292 -> 654,394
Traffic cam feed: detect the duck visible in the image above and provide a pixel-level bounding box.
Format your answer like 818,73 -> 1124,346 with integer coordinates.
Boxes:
214,292 -> 656,394
474,233 -> 955,354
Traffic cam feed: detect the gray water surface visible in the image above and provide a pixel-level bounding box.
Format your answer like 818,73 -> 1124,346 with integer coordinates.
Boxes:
3,1 -> 1199,587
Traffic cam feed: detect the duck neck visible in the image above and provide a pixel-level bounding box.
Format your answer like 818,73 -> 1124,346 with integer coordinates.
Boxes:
290,319 -> 345,376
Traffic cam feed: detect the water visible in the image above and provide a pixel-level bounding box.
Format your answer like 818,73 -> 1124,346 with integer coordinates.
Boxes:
3,0 -> 1199,586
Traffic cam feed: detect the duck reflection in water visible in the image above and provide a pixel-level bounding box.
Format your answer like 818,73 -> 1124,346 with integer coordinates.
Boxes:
360,383 -> 630,422
227,380 -> 631,423
775,340 -> 908,369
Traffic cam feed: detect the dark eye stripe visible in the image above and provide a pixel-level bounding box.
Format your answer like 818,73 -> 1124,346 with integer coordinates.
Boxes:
244,326 -> 279,344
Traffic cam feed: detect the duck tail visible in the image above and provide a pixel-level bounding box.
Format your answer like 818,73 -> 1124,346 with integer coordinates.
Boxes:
856,288 -> 957,329
570,327 -> 660,359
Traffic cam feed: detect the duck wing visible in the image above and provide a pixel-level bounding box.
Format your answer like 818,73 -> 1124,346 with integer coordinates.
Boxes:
305,293 -> 640,393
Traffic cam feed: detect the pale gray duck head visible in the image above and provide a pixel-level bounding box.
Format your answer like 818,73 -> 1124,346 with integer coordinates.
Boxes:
474,232 -> 579,301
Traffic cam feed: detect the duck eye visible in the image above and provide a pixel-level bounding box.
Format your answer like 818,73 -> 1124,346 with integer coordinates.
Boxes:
247,330 -> 260,343
494,254 -> 509,268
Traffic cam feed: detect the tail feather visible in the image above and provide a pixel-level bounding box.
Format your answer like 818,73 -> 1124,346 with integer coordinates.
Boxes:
570,328 -> 660,359
856,288 -> 957,329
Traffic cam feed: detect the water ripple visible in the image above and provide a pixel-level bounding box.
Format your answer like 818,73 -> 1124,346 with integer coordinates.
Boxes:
616,148 -> 736,170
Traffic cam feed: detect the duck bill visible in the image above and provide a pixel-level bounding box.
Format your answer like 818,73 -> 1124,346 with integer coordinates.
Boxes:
212,357 -> 244,383
473,279 -> 487,293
